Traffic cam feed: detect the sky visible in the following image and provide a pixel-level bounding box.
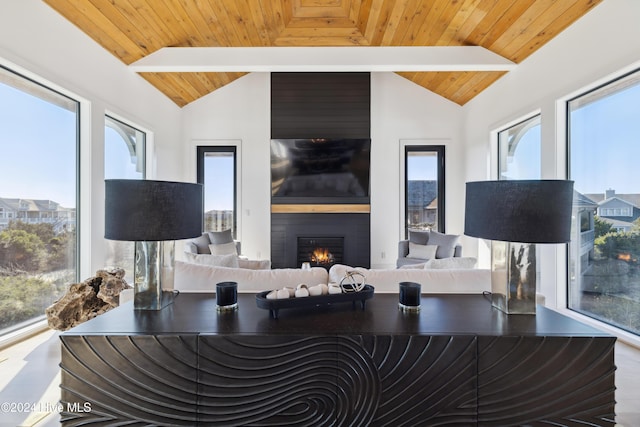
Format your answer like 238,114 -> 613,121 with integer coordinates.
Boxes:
407,152 -> 438,181
1,74 -> 639,210
104,126 -> 143,181
203,154 -> 234,211
0,81 -> 76,208
500,125 -> 541,180
569,83 -> 640,195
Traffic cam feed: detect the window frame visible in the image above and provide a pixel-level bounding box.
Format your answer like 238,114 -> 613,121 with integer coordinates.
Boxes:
105,114 -> 147,179
196,144 -> 240,240
400,141 -> 446,239
0,61 -> 83,339
565,66 -> 640,339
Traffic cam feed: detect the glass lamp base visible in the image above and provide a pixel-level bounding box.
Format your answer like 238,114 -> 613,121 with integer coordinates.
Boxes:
491,241 -> 537,315
133,241 -> 175,310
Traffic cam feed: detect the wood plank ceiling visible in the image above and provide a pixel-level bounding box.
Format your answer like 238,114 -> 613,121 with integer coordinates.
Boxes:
43,0 -> 601,107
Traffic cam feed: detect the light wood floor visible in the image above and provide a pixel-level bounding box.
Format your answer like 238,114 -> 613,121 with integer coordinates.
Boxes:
614,340 -> 640,426
1,329 -> 639,426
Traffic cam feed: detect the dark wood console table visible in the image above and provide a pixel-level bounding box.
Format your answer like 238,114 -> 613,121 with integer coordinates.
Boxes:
59,293 -> 616,426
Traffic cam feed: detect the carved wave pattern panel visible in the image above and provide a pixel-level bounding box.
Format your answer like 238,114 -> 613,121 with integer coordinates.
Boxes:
198,334 -> 478,426
60,335 -> 199,426
477,336 -> 617,426
361,335 -> 478,426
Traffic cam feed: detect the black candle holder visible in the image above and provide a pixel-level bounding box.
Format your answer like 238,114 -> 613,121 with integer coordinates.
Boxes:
399,282 -> 421,312
216,282 -> 238,312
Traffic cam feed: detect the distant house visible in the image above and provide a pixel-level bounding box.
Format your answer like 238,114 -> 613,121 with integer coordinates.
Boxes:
407,181 -> 437,229
571,191 -> 598,280
204,209 -> 234,233
0,197 -> 75,233
585,189 -> 640,232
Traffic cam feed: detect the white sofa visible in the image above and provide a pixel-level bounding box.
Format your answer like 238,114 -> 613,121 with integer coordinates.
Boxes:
328,264 -> 490,293
174,261 -> 490,294
175,261 -> 328,293
182,252 -> 272,270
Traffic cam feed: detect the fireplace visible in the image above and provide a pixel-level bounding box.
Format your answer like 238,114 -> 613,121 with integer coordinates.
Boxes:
297,237 -> 344,269
271,213 -> 370,269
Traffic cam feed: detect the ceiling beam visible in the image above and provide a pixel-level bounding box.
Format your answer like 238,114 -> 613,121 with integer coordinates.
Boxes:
129,46 -> 516,73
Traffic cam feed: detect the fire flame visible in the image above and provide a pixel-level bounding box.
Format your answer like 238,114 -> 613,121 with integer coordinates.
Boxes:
618,253 -> 632,262
311,247 -> 334,264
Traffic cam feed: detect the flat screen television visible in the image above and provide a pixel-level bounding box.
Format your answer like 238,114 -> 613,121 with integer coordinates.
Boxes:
271,138 -> 371,204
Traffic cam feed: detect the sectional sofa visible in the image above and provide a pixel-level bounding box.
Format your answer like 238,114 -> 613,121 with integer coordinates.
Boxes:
174,260 -> 490,294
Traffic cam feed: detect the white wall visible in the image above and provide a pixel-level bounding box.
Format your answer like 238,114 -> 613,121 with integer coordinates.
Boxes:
181,71 -> 464,268
462,0 -> 640,306
181,72 -> 271,261
370,73 -> 463,268
0,0 -> 182,277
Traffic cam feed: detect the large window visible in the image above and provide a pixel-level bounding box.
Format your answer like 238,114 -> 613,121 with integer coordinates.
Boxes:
403,145 -> 445,237
0,65 -> 79,335
197,146 -> 237,238
497,115 -> 541,180
104,115 -> 145,282
568,69 -> 640,336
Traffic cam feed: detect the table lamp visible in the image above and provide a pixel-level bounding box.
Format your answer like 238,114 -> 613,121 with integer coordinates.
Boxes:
105,179 -> 203,310
464,180 -> 574,314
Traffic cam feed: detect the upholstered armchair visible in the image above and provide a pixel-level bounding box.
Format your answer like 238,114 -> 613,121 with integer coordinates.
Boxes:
183,230 -> 271,270
397,229 -> 462,268
184,230 -> 241,256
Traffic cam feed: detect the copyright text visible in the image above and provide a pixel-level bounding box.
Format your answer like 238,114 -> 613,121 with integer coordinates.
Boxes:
1,401 -> 92,413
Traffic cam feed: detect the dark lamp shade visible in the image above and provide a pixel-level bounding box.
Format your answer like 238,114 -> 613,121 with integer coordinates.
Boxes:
105,179 -> 203,241
464,180 -> 574,244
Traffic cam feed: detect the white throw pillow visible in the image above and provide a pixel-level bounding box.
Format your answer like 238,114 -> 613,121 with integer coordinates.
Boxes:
407,243 -> 438,260
209,242 -> 238,256
424,257 -> 477,269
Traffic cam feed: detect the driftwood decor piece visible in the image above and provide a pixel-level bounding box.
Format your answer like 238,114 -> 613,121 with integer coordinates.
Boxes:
45,268 -> 131,331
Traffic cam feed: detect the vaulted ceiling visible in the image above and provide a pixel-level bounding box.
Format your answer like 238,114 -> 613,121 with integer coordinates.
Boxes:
43,0 -> 601,107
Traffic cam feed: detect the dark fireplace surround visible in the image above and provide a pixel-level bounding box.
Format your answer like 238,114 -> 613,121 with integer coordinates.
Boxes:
270,72 -> 371,269
271,213 -> 370,269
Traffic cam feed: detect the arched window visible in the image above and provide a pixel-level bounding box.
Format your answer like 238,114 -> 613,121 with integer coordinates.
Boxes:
104,115 -> 145,282
498,115 -> 541,180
